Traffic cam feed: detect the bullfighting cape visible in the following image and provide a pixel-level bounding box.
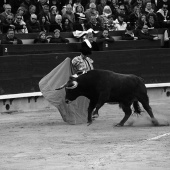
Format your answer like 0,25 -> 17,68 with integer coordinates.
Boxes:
39,57 -> 89,125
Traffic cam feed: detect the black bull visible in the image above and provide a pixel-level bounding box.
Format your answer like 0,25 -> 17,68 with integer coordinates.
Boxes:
56,69 -> 159,126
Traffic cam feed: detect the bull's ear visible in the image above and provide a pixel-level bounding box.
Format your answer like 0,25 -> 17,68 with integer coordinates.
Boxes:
66,81 -> 78,89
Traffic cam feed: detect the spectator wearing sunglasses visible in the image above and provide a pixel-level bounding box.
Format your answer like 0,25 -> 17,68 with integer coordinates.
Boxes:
1,28 -> 23,44
1,13 -> 15,33
0,4 -> 13,23
26,14 -> 41,33
157,3 -> 170,29
14,14 -> 28,33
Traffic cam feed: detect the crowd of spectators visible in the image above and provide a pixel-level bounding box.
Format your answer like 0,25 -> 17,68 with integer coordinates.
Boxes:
0,0 -> 170,44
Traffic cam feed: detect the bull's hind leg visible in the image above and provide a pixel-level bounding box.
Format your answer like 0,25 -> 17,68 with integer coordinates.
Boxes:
137,94 -> 159,126
87,100 -> 97,125
116,104 -> 132,126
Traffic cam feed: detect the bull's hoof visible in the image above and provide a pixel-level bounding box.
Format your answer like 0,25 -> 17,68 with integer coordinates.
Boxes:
115,123 -> 124,127
92,114 -> 99,119
87,120 -> 92,126
151,118 -> 159,126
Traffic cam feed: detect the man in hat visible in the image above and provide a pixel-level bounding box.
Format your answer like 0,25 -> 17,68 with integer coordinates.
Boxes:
72,35 -> 94,74
73,13 -> 89,31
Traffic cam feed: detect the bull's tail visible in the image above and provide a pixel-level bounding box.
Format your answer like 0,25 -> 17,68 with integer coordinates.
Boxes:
132,101 -> 142,115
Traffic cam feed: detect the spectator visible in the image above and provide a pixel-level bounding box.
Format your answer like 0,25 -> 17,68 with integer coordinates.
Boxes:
142,1 -> 156,15
16,6 -> 26,21
62,18 -> 73,32
36,0 -> 49,15
97,0 -> 107,15
0,4 -> 13,23
20,0 -> 34,14
1,28 -> 23,44
1,13 -> 15,33
115,4 -> 128,22
24,5 -> 36,22
14,14 -> 28,33
138,24 -> 159,40
89,15 -> 103,31
105,14 -> 116,31
157,3 -> 170,29
96,29 -> 114,48
74,4 -> 85,21
73,0 -> 82,13
128,6 -> 142,27
123,0 -> 133,16
61,0 -> 73,15
122,23 -> 139,40
146,13 -> 160,29
49,0 -> 62,12
132,0 -> 144,12
62,4 -> 75,29
73,13 -> 89,31
114,13 -> 127,30
49,6 -> 59,25
85,3 -> 99,22
34,31 -> 49,43
49,14 -> 64,32
38,4 -> 51,24
26,14 -> 41,33
136,14 -> 148,29
49,29 -> 69,43
99,5 -> 112,29
39,16 -> 51,32
109,0 -> 119,17
85,0 -> 97,11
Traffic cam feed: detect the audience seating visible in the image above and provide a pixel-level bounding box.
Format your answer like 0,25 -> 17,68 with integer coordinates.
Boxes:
0,39 -> 162,56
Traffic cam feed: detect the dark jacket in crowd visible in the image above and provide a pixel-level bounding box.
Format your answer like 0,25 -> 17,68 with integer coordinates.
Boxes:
1,35 -> 23,44
26,19 -> 41,33
49,36 -> 69,43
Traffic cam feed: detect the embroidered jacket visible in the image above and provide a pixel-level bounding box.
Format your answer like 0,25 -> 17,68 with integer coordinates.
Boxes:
72,55 -> 94,73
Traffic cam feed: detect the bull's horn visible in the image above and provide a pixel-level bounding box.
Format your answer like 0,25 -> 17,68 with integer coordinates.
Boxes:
55,82 -> 67,90
66,81 -> 78,89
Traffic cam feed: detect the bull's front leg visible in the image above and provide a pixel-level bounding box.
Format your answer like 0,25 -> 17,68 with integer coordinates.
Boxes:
87,101 -> 96,125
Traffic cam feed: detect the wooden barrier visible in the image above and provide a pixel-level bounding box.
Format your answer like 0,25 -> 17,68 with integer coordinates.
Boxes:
0,29 -> 165,44
101,39 -> 161,51
0,43 -> 82,55
0,39 -> 162,56
0,48 -> 170,95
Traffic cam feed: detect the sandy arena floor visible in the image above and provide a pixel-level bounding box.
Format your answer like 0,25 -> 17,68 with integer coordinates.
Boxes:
0,99 -> 170,170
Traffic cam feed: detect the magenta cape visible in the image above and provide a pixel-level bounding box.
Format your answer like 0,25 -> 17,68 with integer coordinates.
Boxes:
39,57 -> 89,124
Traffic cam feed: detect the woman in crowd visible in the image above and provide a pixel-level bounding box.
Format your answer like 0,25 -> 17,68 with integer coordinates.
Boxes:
49,29 -> 69,43
74,4 -> 85,22
39,16 -> 51,32
49,6 -> 59,25
34,31 -> 49,43
62,18 -> 73,32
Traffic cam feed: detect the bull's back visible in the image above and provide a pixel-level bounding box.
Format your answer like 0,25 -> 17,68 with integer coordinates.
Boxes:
78,69 -> 146,96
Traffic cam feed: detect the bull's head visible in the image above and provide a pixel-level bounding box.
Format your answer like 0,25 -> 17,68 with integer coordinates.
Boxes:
55,75 -> 81,103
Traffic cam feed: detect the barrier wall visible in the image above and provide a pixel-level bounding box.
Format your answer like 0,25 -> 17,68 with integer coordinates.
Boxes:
0,48 -> 170,95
